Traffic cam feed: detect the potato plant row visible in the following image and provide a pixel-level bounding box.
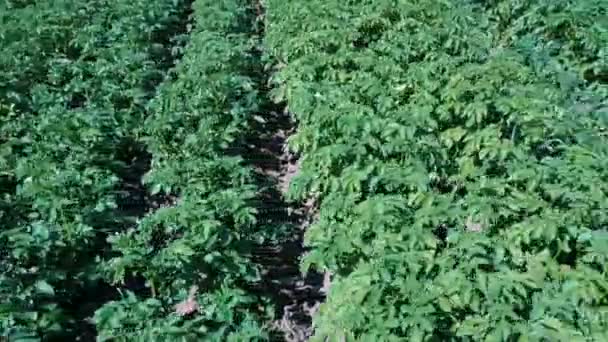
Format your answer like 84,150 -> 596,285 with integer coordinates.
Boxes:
264,0 -> 608,340
93,0 -> 271,340
1,0 -> 191,339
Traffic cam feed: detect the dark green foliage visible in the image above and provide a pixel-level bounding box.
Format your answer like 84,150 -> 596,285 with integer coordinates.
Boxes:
93,0 -> 271,340
3,0 -> 606,340
0,0 -> 189,339
265,0 -> 608,340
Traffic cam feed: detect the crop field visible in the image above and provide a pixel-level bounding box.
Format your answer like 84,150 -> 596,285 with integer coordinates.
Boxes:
1,0 -> 607,341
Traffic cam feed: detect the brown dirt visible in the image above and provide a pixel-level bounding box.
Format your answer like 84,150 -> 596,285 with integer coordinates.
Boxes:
242,107 -> 325,341
240,2 -> 327,339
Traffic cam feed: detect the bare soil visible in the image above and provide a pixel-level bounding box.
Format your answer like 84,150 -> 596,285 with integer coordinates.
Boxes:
242,107 -> 325,341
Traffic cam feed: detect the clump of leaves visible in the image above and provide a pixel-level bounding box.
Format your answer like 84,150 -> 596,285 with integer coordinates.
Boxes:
0,0 -> 190,338
94,0 -> 271,339
264,0 -> 608,340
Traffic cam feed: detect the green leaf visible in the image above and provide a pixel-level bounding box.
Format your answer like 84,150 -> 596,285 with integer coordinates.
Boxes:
34,280 -> 55,296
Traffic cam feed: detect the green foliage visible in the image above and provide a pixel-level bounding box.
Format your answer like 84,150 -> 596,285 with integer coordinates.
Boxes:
94,287 -> 266,342
4,0 -> 605,340
94,0 -> 271,339
265,0 -> 608,340
1,0 -> 189,338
